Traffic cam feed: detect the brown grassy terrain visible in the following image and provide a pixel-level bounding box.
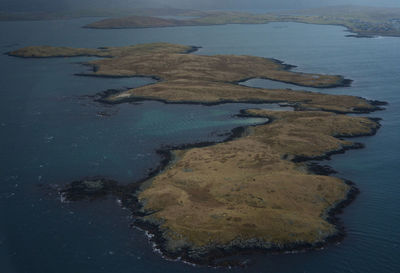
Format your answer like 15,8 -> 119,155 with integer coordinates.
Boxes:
9,43 -> 379,113
138,110 -> 379,255
8,42 -> 384,262
110,80 -> 375,113
8,43 -> 193,58
87,53 -> 346,87
84,15 -> 198,29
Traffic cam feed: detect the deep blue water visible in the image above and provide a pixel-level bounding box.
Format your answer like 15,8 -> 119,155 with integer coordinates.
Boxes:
0,19 -> 399,273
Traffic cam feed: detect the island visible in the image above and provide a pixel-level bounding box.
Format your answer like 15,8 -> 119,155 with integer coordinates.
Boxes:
8,43 -> 385,265
0,7 -> 197,21
2,6 -> 400,37
9,43 -> 381,114
84,6 -> 400,38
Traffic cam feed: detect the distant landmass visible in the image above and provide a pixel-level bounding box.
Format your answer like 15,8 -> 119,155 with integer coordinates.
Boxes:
0,7 -> 204,21
34,5 -> 399,38
3,6 -> 400,37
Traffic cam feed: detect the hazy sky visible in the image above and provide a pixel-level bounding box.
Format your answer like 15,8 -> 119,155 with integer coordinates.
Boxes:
1,0 -> 400,12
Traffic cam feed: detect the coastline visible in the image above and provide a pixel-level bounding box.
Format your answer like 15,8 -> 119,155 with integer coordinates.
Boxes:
60,108 -> 381,266
62,102 -> 384,266
94,87 -> 385,115
128,113 -> 381,266
8,42 -> 387,266
82,14 -> 400,39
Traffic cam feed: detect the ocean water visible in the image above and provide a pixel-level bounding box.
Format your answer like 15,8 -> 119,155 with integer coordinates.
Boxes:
0,19 -> 399,273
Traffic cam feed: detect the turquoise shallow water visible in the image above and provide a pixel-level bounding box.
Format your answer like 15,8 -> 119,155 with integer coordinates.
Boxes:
0,18 -> 399,273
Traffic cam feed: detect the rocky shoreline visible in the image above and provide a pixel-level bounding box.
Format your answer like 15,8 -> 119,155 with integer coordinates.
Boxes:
94,87 -> 386,116
8,42 -> 386,266
59,109 -> 382,266
127,117 -> 379,266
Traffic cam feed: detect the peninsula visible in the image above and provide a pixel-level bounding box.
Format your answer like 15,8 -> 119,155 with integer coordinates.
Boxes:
9,43 -> 380,113
8,43 -> 385,265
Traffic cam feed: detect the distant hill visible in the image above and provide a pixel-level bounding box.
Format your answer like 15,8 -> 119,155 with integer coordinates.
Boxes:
288,5 -> 400,19
82,5 -> 400,37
